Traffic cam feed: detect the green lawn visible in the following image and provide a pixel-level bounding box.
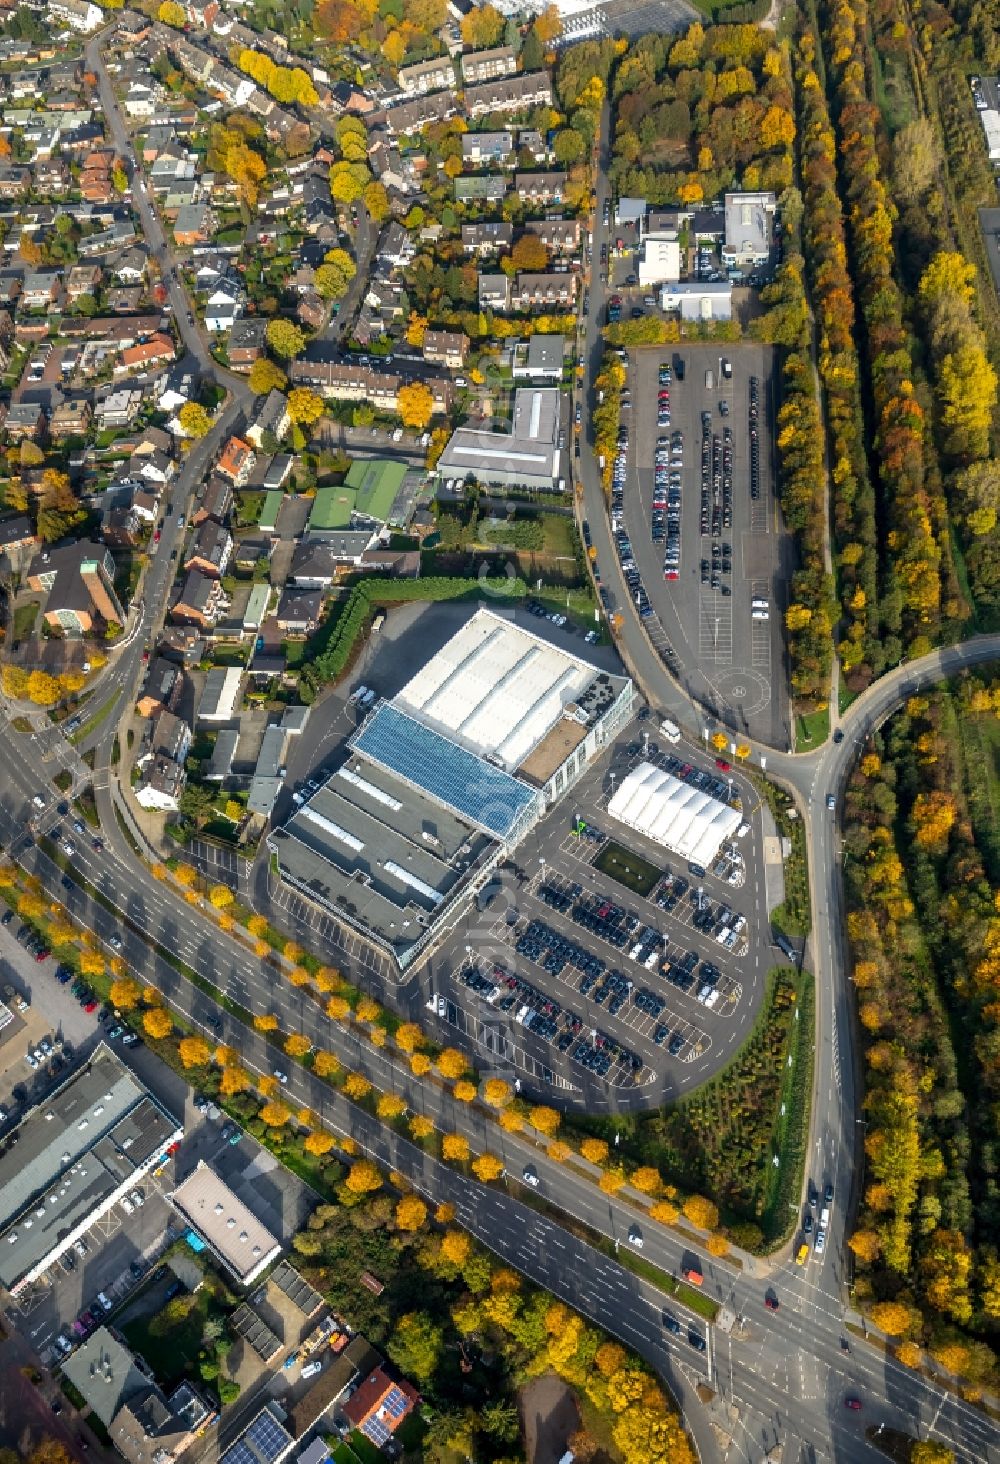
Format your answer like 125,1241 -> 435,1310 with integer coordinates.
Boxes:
539,512 -> 579,557
12,601 -> 39,639
796,705 -> 829,748
593,839 -> 661,897
123,1287 -> 215,1388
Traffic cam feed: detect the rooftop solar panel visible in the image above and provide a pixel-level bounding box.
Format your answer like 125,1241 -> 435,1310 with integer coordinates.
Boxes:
352,703 -> 539,838
245,1408 -> 292,1463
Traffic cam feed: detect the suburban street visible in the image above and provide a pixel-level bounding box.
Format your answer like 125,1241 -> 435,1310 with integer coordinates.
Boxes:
1,34 -> 998,1464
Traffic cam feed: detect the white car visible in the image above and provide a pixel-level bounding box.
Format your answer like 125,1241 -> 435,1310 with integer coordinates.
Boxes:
301,1360 -> 323,1379
627,1225 -> 644,1249
522,1166 -> 540,1188
826,795 -> 836,811
130,1189 -> 144,1208
814,1229 -> 826,1255
274,1069 -> 289,1085
96,1292 -> 113,1313
120,1195 -> 134,1215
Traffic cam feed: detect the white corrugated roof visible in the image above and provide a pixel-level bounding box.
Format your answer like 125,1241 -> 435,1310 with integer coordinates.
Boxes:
394,607 -> 594,769
607,762 -> 741,867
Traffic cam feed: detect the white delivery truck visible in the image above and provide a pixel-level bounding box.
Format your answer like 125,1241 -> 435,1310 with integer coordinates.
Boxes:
660,718 -> 681,744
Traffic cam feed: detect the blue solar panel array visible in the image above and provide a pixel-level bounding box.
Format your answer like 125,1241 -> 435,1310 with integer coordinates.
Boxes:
353,703 -> 538,838
220,1409 -> 292,1464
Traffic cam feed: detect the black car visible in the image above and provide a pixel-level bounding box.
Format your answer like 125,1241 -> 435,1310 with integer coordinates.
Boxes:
688,1330 -> 707,1352
663,1311 -> 681,1335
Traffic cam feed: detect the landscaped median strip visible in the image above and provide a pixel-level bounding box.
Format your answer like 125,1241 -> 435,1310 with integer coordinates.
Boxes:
8,833 -> 761,1293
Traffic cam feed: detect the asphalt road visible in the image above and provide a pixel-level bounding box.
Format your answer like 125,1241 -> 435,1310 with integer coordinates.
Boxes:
3,37 -> 998,1464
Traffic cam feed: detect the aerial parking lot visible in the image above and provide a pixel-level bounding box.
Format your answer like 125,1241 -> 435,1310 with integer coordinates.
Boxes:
614,341 -> 793,751
430,718 -> 775,1108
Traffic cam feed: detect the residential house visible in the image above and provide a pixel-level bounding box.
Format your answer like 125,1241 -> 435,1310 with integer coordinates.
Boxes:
464,72 -> 553,119
27,539 -> 124,634
288,360 -> 452,416
65,263 -> 102,304
158,624 -> 204,666
511,333 -> 565,381
517,128 -> 550,163
47,0 -> 103,31
184,519 -> 232,578
478,273 -> 511,312
114,333 -> 176,376
246,390 -> 290,449
192,477 -> 232,526
462,44 -> 518,84
101,505 -> 142,548
511,272 -> 578,310
422,330 -> 468,369
0,166 -> 29,199
173,203 -> 215,247
172,569 -> 228,629
34,158 -> 71,194
461,130 -> 514,168
97,387 -> 143,429
227,318 -> 267,370
106,286 -> 144,313
216,436 -> 256,486
232,535 -> 273,574
378,221 -> 416,269
297,292 -> 325,331
21,270 -> 62,311
462,221 -> 513,256
204,275 -> 245,334
525,217 -> 581,253
383,92 -> 456,136
515,171 -> 566,206
454,174 -> 508,205
185,0 -> 220,27
135,751 -> 186,811
275,587 -> 323,636
342,1366 -> 419,1446
111,1382 -> 211,1464
137,655 -> 185,719
0,513 -> 38,562
397,56 -> 456,96
156,362 -> 200,414
123,82 -> 157,119
49,398 -> 92,441
5,402 -> 46,441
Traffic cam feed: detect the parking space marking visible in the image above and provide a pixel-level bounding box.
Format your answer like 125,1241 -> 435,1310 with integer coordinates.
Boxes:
492,902 -> 708,1068
698,590 -> 733,664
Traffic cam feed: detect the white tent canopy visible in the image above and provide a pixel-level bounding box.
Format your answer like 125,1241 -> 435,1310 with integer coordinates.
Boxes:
607,762 -> 740,868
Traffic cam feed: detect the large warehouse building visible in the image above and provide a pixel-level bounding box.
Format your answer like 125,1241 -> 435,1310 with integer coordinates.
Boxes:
436,387 -> 562,492
270,608 -> 634,968
0,1045 -> 182,1295
607,762 -> 741,869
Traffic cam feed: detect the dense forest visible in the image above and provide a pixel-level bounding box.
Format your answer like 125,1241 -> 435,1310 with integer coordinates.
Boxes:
843,676 -> 1000,1386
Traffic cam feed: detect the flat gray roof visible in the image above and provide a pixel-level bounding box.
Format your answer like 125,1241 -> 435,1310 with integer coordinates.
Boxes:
272,753 -> 493,957
0,1046 -> 180,1288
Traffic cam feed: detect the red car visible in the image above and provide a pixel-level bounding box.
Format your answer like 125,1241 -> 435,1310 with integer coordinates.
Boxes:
84,999 -> 98,1013
35,948 -> 50,962
153,529 -> 161,544
715,758 -> 731,772
844,1397 -> 862,1411
764,1294 -> 779,1311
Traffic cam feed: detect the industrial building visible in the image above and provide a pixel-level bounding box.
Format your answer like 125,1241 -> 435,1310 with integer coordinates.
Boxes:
0,1045 -> 182,1295
168,1162 -> 283,1286
270,608 -> 634,968
607,763 -> 741,868
435,387 -> 562,492
657,282 -> 733,322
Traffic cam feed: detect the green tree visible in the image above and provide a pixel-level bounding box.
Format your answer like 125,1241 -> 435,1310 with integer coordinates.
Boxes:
247,357 -> 287,396
386,1311 -> 443,1386
266,318 -> 305,361
178,401 -> 211,438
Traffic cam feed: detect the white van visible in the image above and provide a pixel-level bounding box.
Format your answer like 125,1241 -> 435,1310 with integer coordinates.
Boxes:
705,369 -> 714,391
660,718 -> 681,744
751,609 -> 770,621
751,596 -> 770,609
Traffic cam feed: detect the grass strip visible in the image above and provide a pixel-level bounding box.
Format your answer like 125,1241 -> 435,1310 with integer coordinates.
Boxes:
69,688 -> 122,745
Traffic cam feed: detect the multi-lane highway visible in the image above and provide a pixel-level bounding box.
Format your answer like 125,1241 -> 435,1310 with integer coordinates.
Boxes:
3,37 -> 999,1464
